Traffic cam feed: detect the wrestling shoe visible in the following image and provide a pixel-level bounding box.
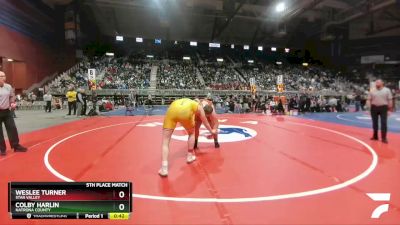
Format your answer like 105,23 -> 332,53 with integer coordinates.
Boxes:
158,166 -> 168,177
186,153 -> 196,163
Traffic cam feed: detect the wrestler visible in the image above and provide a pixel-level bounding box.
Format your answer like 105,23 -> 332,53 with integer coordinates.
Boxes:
194,98 -> 220,149
159,98 -> 216,177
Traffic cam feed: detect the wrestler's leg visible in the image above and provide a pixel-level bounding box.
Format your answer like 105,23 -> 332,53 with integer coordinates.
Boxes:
159,128 -> 174,177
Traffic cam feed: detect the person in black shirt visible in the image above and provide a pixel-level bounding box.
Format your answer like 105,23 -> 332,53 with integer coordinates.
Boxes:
76,89 -> 84,117
305,97 -> 311,112
277,99 -> 285,114
229,100 -> 235,113
81,90 -> 87,116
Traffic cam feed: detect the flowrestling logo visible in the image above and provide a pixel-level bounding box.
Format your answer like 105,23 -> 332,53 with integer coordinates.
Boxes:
172,125 -> 257,143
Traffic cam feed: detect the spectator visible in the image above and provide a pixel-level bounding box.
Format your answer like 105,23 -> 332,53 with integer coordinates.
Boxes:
31,93 -> 37,104
277,99 -> 285,114
328,97 -> 338,112
66,87 -> 77,115
81,89 -> 87,115
43,91 -> 52,113
76,88 -> 84,117
354,93 -> 362,112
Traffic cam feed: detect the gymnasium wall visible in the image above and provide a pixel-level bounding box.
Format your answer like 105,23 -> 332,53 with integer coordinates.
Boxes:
0,25 -> 57,93
0,0 -> 75,93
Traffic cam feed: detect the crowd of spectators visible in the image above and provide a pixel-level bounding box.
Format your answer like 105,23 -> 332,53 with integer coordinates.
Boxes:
99,60 -> 151,90
47,57 -> 151,93
198,64 -> 247,90
209,93 -> 363,115
44,56 -> 384,100
240,64 -> 368,94
157,63 -> 203,89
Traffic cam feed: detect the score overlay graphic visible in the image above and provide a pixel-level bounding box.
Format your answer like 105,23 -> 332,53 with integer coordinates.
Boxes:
8,182 -> 132,220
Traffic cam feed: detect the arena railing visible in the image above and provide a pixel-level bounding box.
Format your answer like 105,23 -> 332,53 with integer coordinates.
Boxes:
50,88 -> 352,97
50,88 -> 353,97
67,89 -> 299,96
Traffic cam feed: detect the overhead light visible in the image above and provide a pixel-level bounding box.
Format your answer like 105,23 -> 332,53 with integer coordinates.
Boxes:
217,58 -> 224,62
285,48 -> 290,53
136,37 -> 143,43
271,47 -> 277,52
183,56 -> 191,60
209,43 -> 220,48
116,36 -> 124,41
276,2 -> 285,13
190,41 -> 197,46
7,58 -> 13,62
105,52 -> 114,56
276,61 -> 282,65
231,44 -> 235,49
248,60 -> 254,64
258,46 -> 263,51
244,45 -> 250,50
146,55 -> 154,58
302,62 -> 309,66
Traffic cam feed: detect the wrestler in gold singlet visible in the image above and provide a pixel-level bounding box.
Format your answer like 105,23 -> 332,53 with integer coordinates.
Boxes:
163,98 -> 199,132
159,98 -> 216,177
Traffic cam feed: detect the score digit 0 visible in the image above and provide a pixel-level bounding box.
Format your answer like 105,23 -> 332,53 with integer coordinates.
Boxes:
119,191 -> 125,198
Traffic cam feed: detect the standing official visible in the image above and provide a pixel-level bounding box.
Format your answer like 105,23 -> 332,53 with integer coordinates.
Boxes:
367,79 -> 393,143
0,71 -> 27,156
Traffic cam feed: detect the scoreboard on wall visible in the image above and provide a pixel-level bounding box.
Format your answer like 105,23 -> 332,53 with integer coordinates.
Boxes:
9,182 -> 132,220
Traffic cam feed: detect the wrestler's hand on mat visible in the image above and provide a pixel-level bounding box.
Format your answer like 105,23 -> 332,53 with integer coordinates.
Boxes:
211,129 -> 218,135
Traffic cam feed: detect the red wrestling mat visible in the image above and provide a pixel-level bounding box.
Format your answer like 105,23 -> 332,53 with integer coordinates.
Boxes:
1,114 -> 399,225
